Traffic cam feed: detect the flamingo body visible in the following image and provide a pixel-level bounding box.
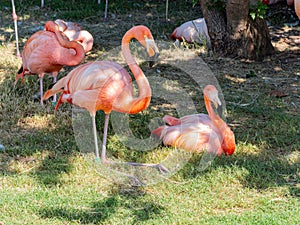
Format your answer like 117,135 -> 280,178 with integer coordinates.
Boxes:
170,18 -> 211,45
152,85 -> 236,156
44,60 -> 144,115
15,21 -> 85,105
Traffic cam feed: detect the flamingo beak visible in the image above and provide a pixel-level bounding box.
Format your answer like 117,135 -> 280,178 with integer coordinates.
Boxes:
145,37 -> 159,67
212,95 -> 223,117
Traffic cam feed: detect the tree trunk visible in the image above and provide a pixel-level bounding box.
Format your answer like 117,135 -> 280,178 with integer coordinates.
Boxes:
200,0 -> 274,60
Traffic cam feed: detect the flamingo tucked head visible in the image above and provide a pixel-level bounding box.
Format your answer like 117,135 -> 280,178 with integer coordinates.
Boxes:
44,21 -> 59,33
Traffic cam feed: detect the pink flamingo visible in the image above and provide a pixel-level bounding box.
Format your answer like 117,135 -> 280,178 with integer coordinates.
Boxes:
14,21 -> 85,105
170,18 -> 211,46
54,19 -> 94,53
152,85 -> 236,156
42,26 -> 166,181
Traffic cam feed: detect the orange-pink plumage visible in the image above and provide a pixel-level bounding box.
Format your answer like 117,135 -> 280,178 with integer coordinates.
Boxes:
55,19 -> 94,53
15,21 -> 85,105
42,26 -> 167,179
152,85 -> 236,156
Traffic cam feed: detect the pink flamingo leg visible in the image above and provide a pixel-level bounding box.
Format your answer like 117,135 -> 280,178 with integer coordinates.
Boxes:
101,114 -> 110,163
52,76 -> 57,103
39,77 -> 44,105
97,114 -> 168,173
11,0 -> 20,57
92,115 -> 100,161
104,0 -> 108,20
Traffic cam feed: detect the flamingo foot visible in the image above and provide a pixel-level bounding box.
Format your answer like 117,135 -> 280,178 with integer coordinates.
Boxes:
125,162 -> 169,174
98,158 -> 169,186
51,101 -> 57,107
128,175 -> 146,187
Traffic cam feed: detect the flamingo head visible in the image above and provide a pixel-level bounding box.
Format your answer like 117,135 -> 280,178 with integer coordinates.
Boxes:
221,128 -> 236,155
131,25 -> 160,61
203,85 -> 222,109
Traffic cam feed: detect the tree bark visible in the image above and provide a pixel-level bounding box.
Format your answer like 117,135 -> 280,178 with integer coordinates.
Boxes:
200,0 -> 274,60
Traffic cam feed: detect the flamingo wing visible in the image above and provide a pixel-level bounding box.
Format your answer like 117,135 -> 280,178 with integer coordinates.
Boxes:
44,61 -> 133,114
153,121 -> 222,154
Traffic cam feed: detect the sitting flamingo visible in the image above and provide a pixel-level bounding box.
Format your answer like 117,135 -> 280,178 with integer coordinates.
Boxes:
170,18 -> 211,46
152,85 -> 236,156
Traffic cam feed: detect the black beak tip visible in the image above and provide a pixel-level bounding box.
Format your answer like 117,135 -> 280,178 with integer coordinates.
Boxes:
149,52 -> 159,68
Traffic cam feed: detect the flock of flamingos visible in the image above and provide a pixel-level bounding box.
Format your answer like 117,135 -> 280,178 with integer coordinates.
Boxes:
12,0 -> 300,182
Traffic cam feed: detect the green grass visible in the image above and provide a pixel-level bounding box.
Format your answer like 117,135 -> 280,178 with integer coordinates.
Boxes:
0,0 -> 299,224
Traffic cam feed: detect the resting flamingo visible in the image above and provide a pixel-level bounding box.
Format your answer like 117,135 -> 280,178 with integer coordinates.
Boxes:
42,25 -> 167,179
152,85 -> 236,156
55,19 -> 94,53
14,21 -> 85,105
170,18 -> 211,46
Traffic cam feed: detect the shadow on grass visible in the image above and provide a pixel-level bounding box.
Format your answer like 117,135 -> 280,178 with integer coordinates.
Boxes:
38,188 -> 166,224
179,148 -> 300,198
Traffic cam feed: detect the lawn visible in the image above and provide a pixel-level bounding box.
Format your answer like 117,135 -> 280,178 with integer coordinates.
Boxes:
0,0 -> 299,224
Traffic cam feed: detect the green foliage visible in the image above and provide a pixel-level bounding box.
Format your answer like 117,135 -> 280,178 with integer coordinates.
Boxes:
250,0 -> 269,20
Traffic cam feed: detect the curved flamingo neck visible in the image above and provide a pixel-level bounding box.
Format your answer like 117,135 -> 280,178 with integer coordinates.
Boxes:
45,21 -> 85,66
204,95 -> 226,131
120,29 -> 151,114
204,92 -> 236,155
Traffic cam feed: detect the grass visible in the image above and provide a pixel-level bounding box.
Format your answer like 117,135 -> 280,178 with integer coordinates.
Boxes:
0,0 -> 299,224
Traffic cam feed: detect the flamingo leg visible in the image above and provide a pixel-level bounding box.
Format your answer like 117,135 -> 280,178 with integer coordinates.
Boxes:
92,115 -> 100,160
52,76 -> 57,104
104,0 -> 108,20
100,113 -> 110,163
39,77 -> 44,105
100,114 -> 168,172
92,113 -> 168,185
11,0 -> 20,57
166,0 -> 169,22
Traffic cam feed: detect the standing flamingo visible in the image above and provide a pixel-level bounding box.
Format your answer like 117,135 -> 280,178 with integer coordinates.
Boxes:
54,19 -> 94,53
42,25 -> 166,178
14,21 -> 85,105
152,85 -> 236,156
